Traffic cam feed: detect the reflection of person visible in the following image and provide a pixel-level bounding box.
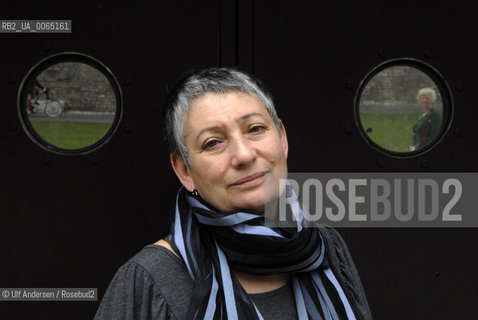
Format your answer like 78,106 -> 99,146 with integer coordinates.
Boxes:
94,68 -> 372,320
26,79 -> 49,114
410,87 -> 442,151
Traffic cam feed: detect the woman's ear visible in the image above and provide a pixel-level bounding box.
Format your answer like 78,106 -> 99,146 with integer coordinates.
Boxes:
279,120 -> 289,159
170,154 -> 194,191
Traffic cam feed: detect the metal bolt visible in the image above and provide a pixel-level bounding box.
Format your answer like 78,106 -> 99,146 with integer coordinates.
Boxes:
455,82 -> 464,92
124,77 -> 133,86
453,128 -> 463,137
8,75 -> 17,85
345,81 -> 354,89
90,155 -> 99,165
376,158 -> 385,168
8,121 -> 17,132
344,126 -> 354,135
377,49 -> 387,58
421,160 -> 430,169
424,49 -> 432,58
42,42 -> 52,52
123,123 -> 133,133
43,155 -> 52,165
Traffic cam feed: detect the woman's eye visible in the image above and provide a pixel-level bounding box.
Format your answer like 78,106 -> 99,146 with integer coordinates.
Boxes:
249,125 -> 264,133
203,140 -> 220,150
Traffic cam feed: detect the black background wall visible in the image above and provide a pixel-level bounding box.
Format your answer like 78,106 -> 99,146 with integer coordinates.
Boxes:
1,1 -> 477,319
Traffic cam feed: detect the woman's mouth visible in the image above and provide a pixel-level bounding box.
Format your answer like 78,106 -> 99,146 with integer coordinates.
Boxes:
230,172 -> 267,187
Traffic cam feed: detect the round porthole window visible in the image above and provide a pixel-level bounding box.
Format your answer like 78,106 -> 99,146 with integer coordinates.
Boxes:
355,59 -> 452,155
18,52 -> 122,154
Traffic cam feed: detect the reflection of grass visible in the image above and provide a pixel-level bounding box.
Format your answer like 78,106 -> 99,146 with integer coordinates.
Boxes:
359,114 -> 418,152
30,121 -> 111,149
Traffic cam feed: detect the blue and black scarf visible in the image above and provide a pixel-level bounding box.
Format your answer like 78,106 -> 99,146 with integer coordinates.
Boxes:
169,187 -> 356,320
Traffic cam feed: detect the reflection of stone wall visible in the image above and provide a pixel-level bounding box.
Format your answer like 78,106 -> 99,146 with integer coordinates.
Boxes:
36,62 -> 116,112
360,66 -> 443,114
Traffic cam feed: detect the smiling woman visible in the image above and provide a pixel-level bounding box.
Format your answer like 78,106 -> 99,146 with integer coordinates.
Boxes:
94,68 -> 372,320
172,91 -> 288,214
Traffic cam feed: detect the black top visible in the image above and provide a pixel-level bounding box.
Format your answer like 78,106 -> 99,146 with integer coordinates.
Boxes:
412,108 -> 442,148
94,226 -> 372,320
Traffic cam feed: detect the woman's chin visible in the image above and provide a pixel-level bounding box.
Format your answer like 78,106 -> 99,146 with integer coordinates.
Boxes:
231,195 -> 266,214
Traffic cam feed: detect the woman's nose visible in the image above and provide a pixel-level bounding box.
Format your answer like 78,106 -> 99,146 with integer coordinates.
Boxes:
230,136 -> 257,168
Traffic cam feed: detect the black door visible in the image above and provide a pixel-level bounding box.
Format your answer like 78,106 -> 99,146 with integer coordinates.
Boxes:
1,1 -> 477,319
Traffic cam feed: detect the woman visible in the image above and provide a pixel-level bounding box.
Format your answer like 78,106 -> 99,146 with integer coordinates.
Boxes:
410,87 -> 442,151
95,68 -> 372,319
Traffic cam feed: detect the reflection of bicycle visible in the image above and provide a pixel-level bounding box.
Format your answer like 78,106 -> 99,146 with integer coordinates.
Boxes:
27,85 -> 65,118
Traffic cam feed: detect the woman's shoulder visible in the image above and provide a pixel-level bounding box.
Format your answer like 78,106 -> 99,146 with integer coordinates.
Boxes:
127,242 -> 193,304
94,242 -> 193,320
318,225 -> 360,272
318,225 -> 373,320
318,225 -> 348,250
129,241 -> 185,278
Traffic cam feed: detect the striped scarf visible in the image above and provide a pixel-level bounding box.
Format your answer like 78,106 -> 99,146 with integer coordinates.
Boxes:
169,187 -> 356,320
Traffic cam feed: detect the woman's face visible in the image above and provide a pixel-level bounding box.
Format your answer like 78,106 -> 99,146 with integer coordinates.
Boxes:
418,94 -> 432,111
171,91 -> 288,213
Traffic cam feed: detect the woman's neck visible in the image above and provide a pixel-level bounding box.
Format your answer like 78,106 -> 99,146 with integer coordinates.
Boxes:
423,106 -> 433,115
156,238 -> 290,294
233,270 -> 289,294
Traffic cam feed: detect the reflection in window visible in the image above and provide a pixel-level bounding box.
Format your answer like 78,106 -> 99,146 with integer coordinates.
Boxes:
20,54 -> 121,153
357,64 -> 446,154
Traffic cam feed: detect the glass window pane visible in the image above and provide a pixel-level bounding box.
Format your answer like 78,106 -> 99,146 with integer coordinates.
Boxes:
356,60 -> 451,155
19,53 -> 122,154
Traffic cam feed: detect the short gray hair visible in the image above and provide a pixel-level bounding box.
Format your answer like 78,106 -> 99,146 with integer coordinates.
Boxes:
417,87 -> 437,103
163,68 -> 280,167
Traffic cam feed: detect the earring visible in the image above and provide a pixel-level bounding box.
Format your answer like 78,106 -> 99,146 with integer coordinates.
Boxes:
191,189 -> 198,197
